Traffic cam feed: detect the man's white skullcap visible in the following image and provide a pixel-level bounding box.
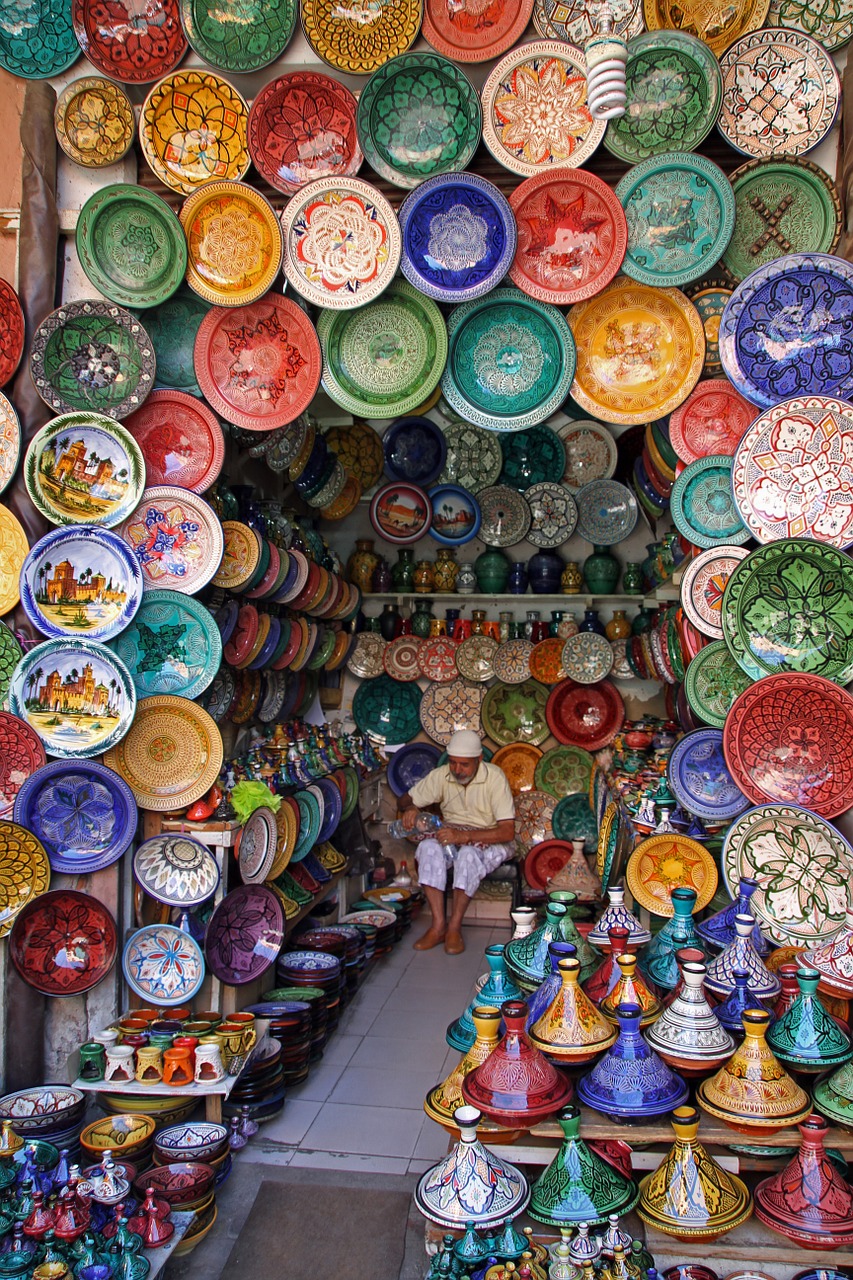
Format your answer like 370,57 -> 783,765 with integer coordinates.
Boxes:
447,730 -> 483,758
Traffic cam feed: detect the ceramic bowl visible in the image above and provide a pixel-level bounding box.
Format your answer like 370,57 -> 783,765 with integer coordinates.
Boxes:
132,1160 -> 215,1205
0,1085 -> 86,1135
80,1113 -> 156,1158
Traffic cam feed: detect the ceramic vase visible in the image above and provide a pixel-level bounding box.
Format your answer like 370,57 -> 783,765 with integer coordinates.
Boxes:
347,539 -> 379,592
529,550 -> 564,594
696,877 -> 770,955
525,942 -> 578,1029
766,966 -> 852,1073
411,598 -> 434,635
638,1106 -> 752,1242
588,885 -> 651,948
415,1107 -> 530,1227
754,1114 -> 853,1249
378,602 -> 401,640
462,1000 -> 573,1127
528,958 -> 618,1064
579,608 -> 606,635
583,546 -> 620,594
528,1105 -> 639,1228
372,557 -> 392,592
425,1007 -> 515,1133
475,549 -> 510,594
583,926 -> 634,1006
704,915 -> 781,1000
802,906 -> 853,998
432,548 -> 458,593
697,1010 -> 811,1134
714,967 -> 774,1037
605,610 -> 630,641
508,562 -> 528,594
622,562 -> 643,595
390,548 -> 414,592
576,1003 -> 689,1121
644,960 -> 735,1075
560,561 -> 583,594
599,955 -> 662,1027
447,944 -> 523,1052
457,562 -> 478,593
414,561 -> 435,595
639,888 -> 705,991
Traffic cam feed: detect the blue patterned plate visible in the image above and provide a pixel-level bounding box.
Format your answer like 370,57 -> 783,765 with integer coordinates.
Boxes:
314,776 -> 342,843
21,526 -> 143,643
667,727 -> 750,821
383,417 -> 447,486
107,588 -> 222,700
441,287 -> 576,431
291,789 -> 321,864
13,759 -> 137,874
427,484 -> 481,546
278,948 -> 340,972
386,741 -> 441,796
719,252 -> 853,408
122,922 -> 205,1006
671,455 -> 750,549
399,171 -> 517,303
575,479 -> 638,545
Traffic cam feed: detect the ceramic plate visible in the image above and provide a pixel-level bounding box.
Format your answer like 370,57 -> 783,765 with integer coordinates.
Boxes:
680,545 -> 750,639
55,76 -> 135,168
528,637 -> 567,685
562,632 -> 614,685
477,485 -> 532,547
481,678 -> 550,747
718,29 -> 840,159
383,636 -> 422,683
0,282 -> 24,390
498,425 -> 566,492
551,792 -> 597,851
319,281 -> 447,419
13,759 -> 136,874
0,820 -> 50,939
9,638 -> 136,760
723,803 -> 853,945
554,420 -> 617,491
77,183 -> 187,310
180,181 -> 283,307
238,806 -> 278,884
133,833 -> 219,907
181,0 -> 294,70
0,713 -> 45,821
0,506 -> 27,618
514,788 -> 556,849
353,674 -> 422,744
347,633 -> 386,679
723,158 -> 842,284
534,744 -> 594,798
545,679 -> 624,751
281,177 -> 401,310
669,379 -> 756,465
369,481 -> 431,545
419,679 -> 485,745
386,741 -> 441,796
140,70 -> 250,196
671,455 -> 749,548
575,479 -> 638,545
0,0 -> 79,77
627,833 -> 718,916
568,279 -> 705,425
21,526 -> 144,643
30,301 -> 155,420
24,413 -> 145,531
140,286 -> 208,397
400,173 -> 516,304
424,0 -> 533,60
9,889 -> 117,997
642,0 -> 770,54
684,641 -> 752,729
109,589 -> 222,700
118,485 -> 224,594
247,71 -> 362,194
481,41 -> 605,177
525,482 -> 578,548
768,0 -> 853,47
492,742 -> 542,794
124,390 -> 223,494
682,280 -> 731,380
72,0 -> 186,82
667,727 -> 749,821
492,638 -> 535,684
418,636 -> 459,684
357,53 -> 481,190
383,417 -> 446,487
439,421 -> 503,493
442,288 -> 575,431
326,420 -> 383,491
103,694 -> 223,811
456,635 -> 498,683
300,0 -> 420,75
207,884 -> 284,984
534,0 -> 643,46
428,484 -> 480,546
123,923 -> 205,1005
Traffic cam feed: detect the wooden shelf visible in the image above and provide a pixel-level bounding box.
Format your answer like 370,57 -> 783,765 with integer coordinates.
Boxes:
360,592 -> 678,606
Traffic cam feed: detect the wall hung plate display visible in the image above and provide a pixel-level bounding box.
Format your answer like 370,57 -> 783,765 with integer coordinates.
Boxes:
0,506 -> 33,618
352,674 -> 422,745
180,181 -> 283,307
684,641 -> 753,729
440,422 -> 503,493
180,0 -> 295,72
386,741 -> 441,796
671,455 -> 749,548
133,833 -> 218,908
492,638 -> 535,684
118,485 -> 223,594
545,679 -> 624,751
76,184 -> 187,310
442,288 -> 575,431
383,636 -> 422,683
615,153 -> 735,289
528,637 -> 567,686
30,301 -> 155,420
108,588 -> 222,700
525,482 -> 578,548
9,889 -> 117,997
247,71 -> 362,194
24,414 -> 145,530
326,420 -> 383,491
72,0 -> 186,82
667,727 -> 750,822
383,417 -> 446,487
492,742 -> 542,794
0,281 -> 24,390
575,479 -> 638,545
124,389 -> 223,494
369,481 -> 431,545
13,759 -> 136,874
55,76 -> 135,168
346,633 -> 385,679
123,923 -> 205,1005
424,0 -> 534,60
206,885 -> 283,985
142,286 -> 209,398
356,53 -> 481,190
103,694 -> 223,811
534,745 -> 593,797
0,712 -> 45,820
281,176 -> 401,310
481,41 -> 605,177
767,0 -> 853,46
0,0 -> 79,78
456,635 -> 498,683
0,820 -> 50,939
626,833 -> 718,916
21,526 -> 144,644
400,173 -> 516,304
419,679 -> 486,745
562,632 -> 614,685
514,788 -> 556,848
418,636 -> 460,684
477,484 -> 531,546
238,805 -> 278,884
669,379 -> 757,465
556,420 -> 618,491
499,425 -> 566,492
140,70 -> 250,196
300,0 -> 420,75
428,484 -> 481,546
318,280 -> 447,418
568,279 -> 705,425
641,0 -> 770,54
481,678 -> 550,747
685,279 -> 732,379
680,546 -> 750,639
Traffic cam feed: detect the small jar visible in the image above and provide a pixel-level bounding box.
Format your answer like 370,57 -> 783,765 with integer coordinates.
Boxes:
605,609 -> 631,640
579,608 -> 606,635
372,556 -> 392,592
413,560 -> 435,593
622,561 -> 644,595
499,611 -> 513,642
471,609 -> 487,635
77,1043 -> 106,1082
104,1045 -> 135,1084
391,548 -> 415,593
411,599 -> 434,637
560,561 -> 583,594
524,610 -> 541,639
433,547 -> 459,593
429,617 -> 447,636
135,1045 -> 164,1085
549,610 -> 564,637
456,561 -> 477,593
507,562 -> 528,595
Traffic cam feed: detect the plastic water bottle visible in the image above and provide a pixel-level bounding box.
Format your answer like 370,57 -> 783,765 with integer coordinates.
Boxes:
388,812 -> 443,839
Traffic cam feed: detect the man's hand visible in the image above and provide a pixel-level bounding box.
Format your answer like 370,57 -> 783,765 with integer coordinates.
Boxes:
401,807 -> 419,832
436,826 -> 465,844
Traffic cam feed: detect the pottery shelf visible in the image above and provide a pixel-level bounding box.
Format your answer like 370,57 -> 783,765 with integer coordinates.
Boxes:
360,592 -> 679,607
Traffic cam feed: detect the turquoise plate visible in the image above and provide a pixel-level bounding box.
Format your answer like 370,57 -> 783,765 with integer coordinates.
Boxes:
615,153 -> 735,288
108,588 -> 222,700
0,0 -> 79,78
353,674 -> 423,746
499,425 -> 566,492
552,791 -> 597,853
670,455 -> 750,549
441,287 -> 576,431
136,286 -> 209,395
292,789 -> 322,863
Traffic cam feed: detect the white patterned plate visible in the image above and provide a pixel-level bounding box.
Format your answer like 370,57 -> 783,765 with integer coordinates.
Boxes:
456,634 -> 498,682
493,638 -> 535,684
680,545 -> 750,639
562,631 -> 615,684
556,418 -> 618,490
525,481 -> 578,548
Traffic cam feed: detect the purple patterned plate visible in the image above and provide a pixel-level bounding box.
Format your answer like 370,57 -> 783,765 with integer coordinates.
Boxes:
13,760 -> 137,874
205,885 -> 284,985
667,727 -> 750,822
314,776 -> 342,843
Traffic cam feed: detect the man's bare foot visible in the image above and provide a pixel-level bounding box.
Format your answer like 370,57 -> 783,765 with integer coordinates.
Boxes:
413,926 -> 446,951
445,929 -> 465,954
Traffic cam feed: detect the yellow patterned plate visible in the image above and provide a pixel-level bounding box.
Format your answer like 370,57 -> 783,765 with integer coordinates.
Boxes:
642,0 -> 769,54
103,695 -> 224,812
55,77 -> 135,169
0,821 -> 50,940
141,70 -> 250,196
270,797 -> 298,878
568,277 -> 705,426
626,832 -> 718,917
179,180 -> 283,306
300,0 -> 422,76
0,504 -> 29,616
211,521 -> 260,590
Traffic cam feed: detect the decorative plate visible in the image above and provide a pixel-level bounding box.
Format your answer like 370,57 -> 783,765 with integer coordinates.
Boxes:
0,0 -> 79,77
528,637 -> 567,685
238,806 -> 278,885
439,421 -> 503,493
353,674 -> 422,744
498,425 -> 566,493
124,389 -> 223,494
418,636 -> 460,684
108,589 -> 221,699
77,184 -> 187,310
723,672 -> 853,817
575,479 -> 638,546
9,889 -> 116,997
248,71 -> 362,194
767,0 -> 853,48
685,641 -> 752,729
0,820 -> 50,939
9,638 -> 135,760
347,633 -> 386,679
534,744 -> 594,798
554,420 -> 618,492
213,523 -> 260,591
534,0 -> 643,45
0,622 -> 22,708
133,834 -> 218,908
723,159 -> 842,284
419,679 -> 485,745
13,759 -> 135,874
604,31 -> 722,165
477,485 -> 532,546
545,679 -> 624,751
399,172 -> 516,304
523,839 -> 575,892
0,282 -> 23,391
671,455 -> 749,548
642,0 -> 770,54
616,153 -> 735,289
103,694 -> 223,811
561,632 -> 615,685
24,413 -> 145,531
140,71 -> 249,196
514,788 -> 556,849
369,481 -> 431,545
300,0 -> 420,75
723,803 -> 853,946
281,176 -> 401,310
123,923 -> 205,1006
72,0 -> 186,82
424,0 -> 533,60
683,280 -> 731,380
481,678 -> 550,747
291,790 -> 321,863
206,884 -> 283,985
525,482 -> 578,548
428,483 -> 480,546
383,636 -> 422,683
0,714 -> 44,820
551,792 -> 597,851
568,279 -> 705,426
718,29 -> 840,159
356,53 -> 481,190
30,301 -> 155,420
55,76 -> 134,168
680,545 -> 749,639
180,181 -> 283,307
667,727 -> 749,821
669,379 -> 756,465
118,485 -> 224,594
456,635 -> 498,683
492,742 -> 542,794
627,833 -> 718,916
180,0 -> 294,71
21,526 -> 143,644
326,420 -> 384,491
0,505 -> 27,617
318,280 -> 447,419
386,741 -> 441,796
140,286 -> 208,397
383,417 -> 446,487
722,538 -> 853,685
492,638 -> 535,685
481,41 -> 605,177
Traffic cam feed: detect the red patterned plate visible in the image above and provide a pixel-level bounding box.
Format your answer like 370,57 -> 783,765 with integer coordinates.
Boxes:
383,636 -> 422,682
723,673 -> 853,818
72,0 -> 187,83
669,379 -> 757,465
545,679 -> 624,751
194,294 -> 322,431
247,71 -> 362,195
523,839 -> 574,892
224,605 -> 259,667
0,281 -> 24,388
418,636 -> 459,684
0,712 -> 46,818
529,637 -> 566,685
508,169 -> 628,305
422,0 -> 534,62
124,390 -> 224,493
9,889 -> 117,997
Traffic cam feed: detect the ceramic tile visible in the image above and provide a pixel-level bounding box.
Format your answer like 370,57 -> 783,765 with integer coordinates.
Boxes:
230,1141 -> 296,1166
288,1149 -> 411,1175
283,1060 -> 347,1102
333,1002 -> 380,1036
328,1065 -> 442,1109
412,1117 -> 453,1160
382,984 -> 464,1014
248,1099 -> 321,1147
301,1103 -> 422,1157
369,1005 -> 460,1042
316,1033 -> 361,1066
348,1034 -> 450,1074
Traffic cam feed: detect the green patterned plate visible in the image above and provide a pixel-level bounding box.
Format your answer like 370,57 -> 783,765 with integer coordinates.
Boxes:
671,455 -> 749,549
438,421 -> 503,492
498,426 -> 566,492
180,0 -> 296,71
25,413 -> 146,529
356,52 -> 481,190
108,589 -> 222,700
76,185 -> 187,310
0,620 -> 22,709
684,640 -> 752,728
317,280 -> 447,418
30,301 -> 155,420
136,287 -> 209,396
552,791 -> 597,852
604,31 -> 722,164
481,678 -> 550,747
767,0 -> 853,49
534,744 -> 594,798
616,153 -> 735,288
721,538 -> 853,685
441,288 -> 575,431
352,673 -> 422,745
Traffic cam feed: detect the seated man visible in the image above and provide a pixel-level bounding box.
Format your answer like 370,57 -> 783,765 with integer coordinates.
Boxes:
398,729 -> 516,955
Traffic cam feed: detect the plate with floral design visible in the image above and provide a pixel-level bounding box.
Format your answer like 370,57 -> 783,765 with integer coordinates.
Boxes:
680,545 -> 750,639
301,0 -> 420,75
383,636 -> 422,682
514,788 -> 556,848
118,485 -> 224,595
671,455 -> 749,549
627,833 -> 718,916
103,693 -> 223,811
481,678 -> 550,746
667,727 -> 749,821
555,419 -> 618,490
562,632 -> 614,685
534,0 -> 643,46
21,526 -> 144,644
499,424 -> 567,492
180,181 -> 283,307
248,71 -> 362,194
492,742 -> 542,794
181,0 -> 295,71
72,0 -> 186,82
123,922 -> 205,1005
140,71 -> 250,196
418,636 -> 460,684
0,391 -> 20,497
0,0 -> 79,77
525,482 -> 578,548
25,413 -> 145,531
55,77 -> 134,168
456,635 -> 498,683
424,0 -> 534,61
642,0 -> 770,55
546,679 -> 624,751
493,637 -> 534,684
76,184 -> 187,310
670,379 -> 757,466
281,176 -> 401,310
346,632 -> 385,679
108,588 -> 222,700
477,485 -> 531,546
528,637 -> 567,685
419,679 -> 485,745
30,301 -> 155,421
133,832 -> 219,907
481,41 -> 605,177
0,713 -> 44,821
0,821 -> 50,940
439,422 -> 503,493
10,889 -> 117,997
13,760 -> 135,874
124,389 -> 223,494
534,744 -> 594,797
0,281 -> 24,390
684,641 -> 752,728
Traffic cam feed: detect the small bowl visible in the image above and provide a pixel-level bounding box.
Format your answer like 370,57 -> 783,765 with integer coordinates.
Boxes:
80,1114 -> 156,1157
132,1161 -> 215,1206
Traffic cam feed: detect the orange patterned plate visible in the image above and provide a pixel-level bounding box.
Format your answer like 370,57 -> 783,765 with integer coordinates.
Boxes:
103,694 -> 223,812
529,637 -> 567,685
418,636 -> 459,684
211,521 -> 260,591
141,71 -> 250,196
423,0 -> 533,61
180,180 -> 283,306
492,742 -> 543,794
626,832 -> 718,917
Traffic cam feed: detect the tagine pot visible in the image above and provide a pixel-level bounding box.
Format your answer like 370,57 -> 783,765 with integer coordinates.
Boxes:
599,954 -> 662,1027
766,966 -> 852,1073
704,914 -> 781,1001
644,961 -> 735,1076
640,887 -> 705,991
588,884 -> 651,949
549,840 -> 601,901
415,1106 -> 530,1228
576,1003 -> 689,1122
528,958 -> 617,1065
802,907 -> 853,999
447,944 -> 522,1052
583,926 -> 632,1006
638,1106 -> 753,1242
425,1007 -> 518,1138
546,891 -> 600,978
462,1000 -> 572,1127
697,1010 -> 811,1134
696,877 -> 770,955
813,1059 -> 853,1132
528,1105 -> 638,1228
754,1114 -> 853,1249
715,967 -> 775,1038
525,942 -> 577,1029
